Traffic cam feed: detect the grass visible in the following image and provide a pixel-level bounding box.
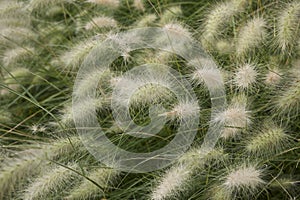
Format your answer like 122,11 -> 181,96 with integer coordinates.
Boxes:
0,0 -> 299,199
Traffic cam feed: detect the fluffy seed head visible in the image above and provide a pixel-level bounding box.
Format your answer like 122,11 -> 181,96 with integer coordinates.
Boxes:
213,95 -> 251,139
84,16 -> 117,30
0,153 -> 43,199
86,0 -> 119,8
0,27 -> 36,48
58,38 -> 102,72
66,168 -> 119,200
151,164 -> 191,200
246,123 -> 291,156
163,23 -> 192,38
190,58 -> 224,90
201,0 -> 248,47
236,17 -> 267,57
274,77 -> 300,116
223,165 -> 265,192
133,0 -> 145,12
215,39 -> 234,54
234,63 -> 258,90
27,0 -> 71,10
160,6 -> 182,24
136,14 -> 157,27
23,163 -> 78,200
264,68 -> 282,85
130,84 -> 174,109
2,47 -> 34,67
179,147 -> 228,170
160,100 -> 199,122
276,2 -> 300,52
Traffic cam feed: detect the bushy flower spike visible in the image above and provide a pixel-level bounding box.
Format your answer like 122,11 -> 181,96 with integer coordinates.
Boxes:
246,122 -> 292,157
133,0 -> 145,12
236,17 -> 267,57
85,0 -> 120,8
2,47 -> 34,67
201,0 -> 248,47
264,68 -> 282,86
273,76 -> 300,117
276,2 -> 300,53
213,95 -> 251,139
65,168 -> 120,200
234,63 -> 258,90
84,16 -> 118,30
211,164 -> 265,200
150,164 -> 192,200
151,148 -> 227,200
160,6 -> 182,24
23,163 -> 79,200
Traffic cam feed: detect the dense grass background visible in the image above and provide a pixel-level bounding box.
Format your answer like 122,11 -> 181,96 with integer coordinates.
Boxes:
0,0 -> 299,199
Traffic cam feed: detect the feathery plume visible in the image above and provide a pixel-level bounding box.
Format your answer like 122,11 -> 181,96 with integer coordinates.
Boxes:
136,14 -> 157,27
160,6 -> 182,24
86,0 -> 120,8
234,63 -> 258,90
274,77 -> 300,116
27,0 -> 72,10
201,0 -> 248,47
23,163 -> 79,200
264,68 -> 282,85
162,22 -> 192,38
150,164 -> 192,200
0,27 -> 36,48
2,47 -> 34,67
151,148 -> 227,200
236,17 -> 267,57
190,58 -> 224,90
65,168 -> 119,200
133,0 -> 145,12
276,2 -> 300,53
0,152 -> 43,200
213,95 -> 251,139
215,39 -> 234,55
160,100 -> 200,122
58,37 -> 103,72
246,122 -> 291,156
84,16 -> 118,30
211,164 -> 265,200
